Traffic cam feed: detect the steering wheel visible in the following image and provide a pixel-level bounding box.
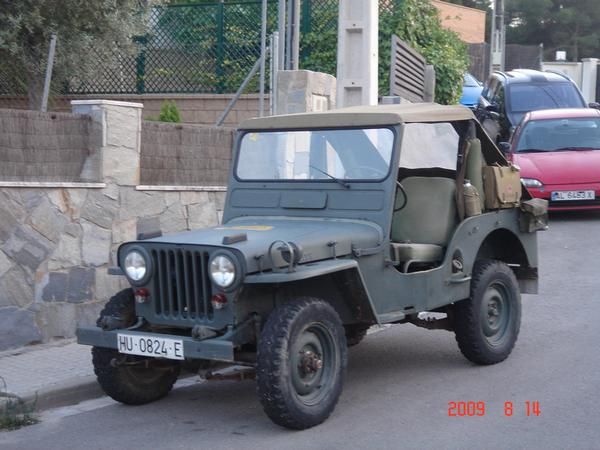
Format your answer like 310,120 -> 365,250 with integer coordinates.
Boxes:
394,181 -> 408,212
345,166 -> 387,179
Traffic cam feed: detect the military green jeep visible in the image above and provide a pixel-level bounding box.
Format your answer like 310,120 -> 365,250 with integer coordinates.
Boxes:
77,103 -> 545,429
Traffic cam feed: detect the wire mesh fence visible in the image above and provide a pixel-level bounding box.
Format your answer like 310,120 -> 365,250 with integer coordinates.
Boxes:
68,1 -> 280,95
0,0 -> 401,106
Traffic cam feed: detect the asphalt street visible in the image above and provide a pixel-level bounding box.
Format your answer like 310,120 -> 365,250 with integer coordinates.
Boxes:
2,211 -> 600,450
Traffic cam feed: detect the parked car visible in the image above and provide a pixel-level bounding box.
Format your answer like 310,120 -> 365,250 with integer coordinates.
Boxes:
78,103 -> 545,430
475,69 -> 587,143
501,108 -> 600,211
459,73 -> 483,109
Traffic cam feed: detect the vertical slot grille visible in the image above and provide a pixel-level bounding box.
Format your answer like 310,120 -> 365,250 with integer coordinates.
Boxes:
151,248 -> 213,321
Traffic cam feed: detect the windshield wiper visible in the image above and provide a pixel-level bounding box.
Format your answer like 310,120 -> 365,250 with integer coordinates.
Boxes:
309,165 -> 350,189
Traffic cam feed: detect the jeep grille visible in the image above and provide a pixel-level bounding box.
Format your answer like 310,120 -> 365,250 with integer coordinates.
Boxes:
150,248 -> 213,320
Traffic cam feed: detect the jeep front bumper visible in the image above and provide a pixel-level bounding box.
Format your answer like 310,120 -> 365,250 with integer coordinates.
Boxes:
77,327 -> 235,362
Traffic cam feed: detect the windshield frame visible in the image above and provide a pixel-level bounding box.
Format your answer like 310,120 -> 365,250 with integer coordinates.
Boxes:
233,125 -> 398,184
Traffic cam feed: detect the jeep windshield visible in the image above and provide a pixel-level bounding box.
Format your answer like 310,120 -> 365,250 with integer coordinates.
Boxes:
236,128 -> 394,181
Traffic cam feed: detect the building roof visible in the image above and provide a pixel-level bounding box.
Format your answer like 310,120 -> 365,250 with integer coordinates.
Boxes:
239,103 -> 474,130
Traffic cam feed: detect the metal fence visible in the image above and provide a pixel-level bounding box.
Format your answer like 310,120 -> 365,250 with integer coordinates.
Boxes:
68,1 -> 279,95
0,0 -> 401,98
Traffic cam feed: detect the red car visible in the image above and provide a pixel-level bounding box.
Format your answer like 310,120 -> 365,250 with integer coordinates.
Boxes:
502,108 -> 600,211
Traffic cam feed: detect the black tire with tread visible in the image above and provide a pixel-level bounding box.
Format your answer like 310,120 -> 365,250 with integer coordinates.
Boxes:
92,289 -> 180,405
256,297 -> 347,429
454,260 -> 521,365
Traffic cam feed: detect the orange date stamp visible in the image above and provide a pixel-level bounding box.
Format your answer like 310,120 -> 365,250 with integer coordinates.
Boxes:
447,401 -> 541,417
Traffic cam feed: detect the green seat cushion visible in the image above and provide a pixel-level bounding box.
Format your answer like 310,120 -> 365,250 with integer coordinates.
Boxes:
391,176 -> 458,246
390,243 -> 443,263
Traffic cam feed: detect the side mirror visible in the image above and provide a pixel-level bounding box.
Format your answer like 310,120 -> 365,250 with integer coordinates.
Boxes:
589,102 -> 600,109
498,142 -> 511,155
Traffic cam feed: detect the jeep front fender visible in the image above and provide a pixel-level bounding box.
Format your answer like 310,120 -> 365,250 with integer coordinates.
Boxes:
243,259 -> 379,324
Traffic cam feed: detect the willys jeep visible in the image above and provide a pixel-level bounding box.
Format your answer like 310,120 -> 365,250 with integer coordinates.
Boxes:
77,103 -> 546,429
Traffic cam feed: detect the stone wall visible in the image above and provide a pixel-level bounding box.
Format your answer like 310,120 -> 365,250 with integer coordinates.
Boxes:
141,121 -> 234,186
0,109 -> 101,182
0,94 -> 265,127
0,101 -> 226,351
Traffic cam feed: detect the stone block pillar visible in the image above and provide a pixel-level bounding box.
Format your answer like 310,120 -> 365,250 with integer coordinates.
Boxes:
275,70 -> 337,114
72,100 -> 143,186
581,58 -> 598,104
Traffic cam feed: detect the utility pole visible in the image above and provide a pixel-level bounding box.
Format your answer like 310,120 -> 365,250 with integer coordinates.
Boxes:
490,0 -> 505,73
336,0 -> 379,107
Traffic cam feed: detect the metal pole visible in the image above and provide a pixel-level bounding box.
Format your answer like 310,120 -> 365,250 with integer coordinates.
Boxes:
269,34 -> 274,116
41,33 -> 57,112
259,0 -> 268,117
278,0 -> 286,70
216,57 -> 263,127
272,32 -> 280,115
292,0 -> 300,70
286,0 -> 293,69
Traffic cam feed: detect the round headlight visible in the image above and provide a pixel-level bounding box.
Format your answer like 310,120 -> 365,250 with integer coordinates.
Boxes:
209,255 -> 236,288
124,250 -> 147,282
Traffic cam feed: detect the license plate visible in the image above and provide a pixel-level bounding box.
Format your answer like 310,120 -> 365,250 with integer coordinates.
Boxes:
551,190 -> 595,201
117,333 -> 184,360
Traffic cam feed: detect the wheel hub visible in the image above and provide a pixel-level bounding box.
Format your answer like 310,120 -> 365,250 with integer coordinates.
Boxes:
481,282 -> 511,346
298,349 -> 323,375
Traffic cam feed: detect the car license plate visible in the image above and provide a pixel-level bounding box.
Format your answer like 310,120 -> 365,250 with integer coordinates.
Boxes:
551,190 -> 595,201
117,333 -> 184,360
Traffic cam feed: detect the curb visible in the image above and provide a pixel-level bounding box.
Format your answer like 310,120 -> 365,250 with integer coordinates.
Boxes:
20,376 -> 104,412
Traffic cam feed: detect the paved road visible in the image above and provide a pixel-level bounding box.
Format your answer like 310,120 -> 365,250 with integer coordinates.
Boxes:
2,212 -> 600,450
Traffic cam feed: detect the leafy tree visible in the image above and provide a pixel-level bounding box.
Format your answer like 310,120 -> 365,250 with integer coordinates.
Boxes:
0,0 -> 163,108
506,0 -> 600,61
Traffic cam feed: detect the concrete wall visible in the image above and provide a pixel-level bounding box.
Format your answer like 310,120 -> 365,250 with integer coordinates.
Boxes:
276,70 -> 336,114
432,0 -> 486,44
0,110 -> 101,182
0,101 -> 226,351
141,121 -> 234,186
0,94 -> 264,127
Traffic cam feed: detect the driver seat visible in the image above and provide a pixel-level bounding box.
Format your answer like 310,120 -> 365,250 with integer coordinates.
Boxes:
390,176 -> 458,272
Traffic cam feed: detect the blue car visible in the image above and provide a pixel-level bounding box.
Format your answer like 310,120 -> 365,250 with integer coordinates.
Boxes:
460,73 -> 483,110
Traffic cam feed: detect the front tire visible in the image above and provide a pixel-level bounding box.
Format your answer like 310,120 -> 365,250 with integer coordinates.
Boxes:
454,260 -> 521,365
256,297 -> 347,429
92,289 -> 180,405
344,324 -> 369,347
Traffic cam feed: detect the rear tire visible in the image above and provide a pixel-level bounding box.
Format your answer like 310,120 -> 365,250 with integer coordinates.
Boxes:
454,260 -> 521,365
92,289 -> 180,405
256,297 -> 347,429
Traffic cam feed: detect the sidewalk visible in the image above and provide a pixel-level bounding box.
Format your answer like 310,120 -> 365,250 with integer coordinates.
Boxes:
0,339 -> 102,411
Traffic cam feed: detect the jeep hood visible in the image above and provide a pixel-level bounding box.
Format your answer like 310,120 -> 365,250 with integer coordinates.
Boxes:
144,217 -> 383,273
